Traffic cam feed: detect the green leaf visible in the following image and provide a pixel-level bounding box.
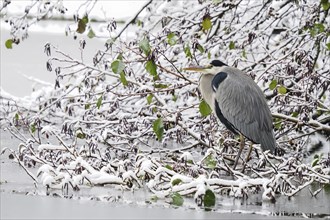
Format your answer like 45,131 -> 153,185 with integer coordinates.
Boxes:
153,118 -> 164,141
150,195 -> 158,202
117,53 -> 123,61
202,16 -> 212,31
309,23 -> 325,37
229,41 -> 235,50
165,164 -> 173,170
291,112 -> 299,117
311,158 -> 319,167
326,42 -> 330,51
139,38 -> 151,56
147,94 -> 153,104
81,16 -> 89,24
205,154 -> 217,169
154,83 -> 168,89
77,132 -> 86,139
172,179 -> 182,186
242,49 -> 247,59
274,121 -> 282,130
5,39 -> 13,49
77,16 -> 88,34
314,23 -> 325,33
120,71 -> 128,86
269,80 -> 277,90
137,20 -> 143,27
309,28 -> 316,37
87,28 -> 95,38
204,189 -> 216,207
207,51 -> 211,60
184,44 -> 192,58
197,44 -> 205,53
172,94 -> 178,102
31,123 -> 36,133
167,32 -> 177,46
111,60 -> 125,74
278,86 -> 287,94
326,43 -> 330,50
199,100 -> 212,117
324,183 -> 330,194
106,38 -> 114,47
85,103 -> 91,110
96,96 -> 103,109
321,0 -> 330,10
146,60 -> 158,77
171,192 -> 184,206
15,113 -> 19,120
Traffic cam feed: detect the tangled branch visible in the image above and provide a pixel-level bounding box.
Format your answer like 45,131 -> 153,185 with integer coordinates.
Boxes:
1,0 -> 329,208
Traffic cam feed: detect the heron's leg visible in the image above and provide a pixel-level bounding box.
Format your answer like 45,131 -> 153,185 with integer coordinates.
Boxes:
241,144 -> 253,173
233,134 -> 244,170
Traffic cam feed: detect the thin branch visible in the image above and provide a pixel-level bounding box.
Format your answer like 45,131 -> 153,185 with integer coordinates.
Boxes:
113,0 -> 153,41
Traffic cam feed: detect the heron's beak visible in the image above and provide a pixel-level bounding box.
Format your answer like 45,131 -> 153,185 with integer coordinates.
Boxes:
183,65 -> 211,73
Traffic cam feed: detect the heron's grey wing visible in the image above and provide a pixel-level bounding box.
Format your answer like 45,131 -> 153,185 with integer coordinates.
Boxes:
214,71 -> 276,152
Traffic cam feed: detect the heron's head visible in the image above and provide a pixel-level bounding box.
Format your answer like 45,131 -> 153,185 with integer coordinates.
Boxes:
183,60 -> 228,75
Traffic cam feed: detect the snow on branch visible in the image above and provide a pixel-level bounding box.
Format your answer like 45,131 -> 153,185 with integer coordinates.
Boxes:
1,0 -> 329,208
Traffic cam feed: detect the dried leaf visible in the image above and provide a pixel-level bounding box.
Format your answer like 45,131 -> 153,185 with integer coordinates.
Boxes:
77,16 -> 88,34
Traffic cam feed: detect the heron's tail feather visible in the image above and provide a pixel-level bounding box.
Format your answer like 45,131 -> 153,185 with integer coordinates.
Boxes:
260,131 -> 276,154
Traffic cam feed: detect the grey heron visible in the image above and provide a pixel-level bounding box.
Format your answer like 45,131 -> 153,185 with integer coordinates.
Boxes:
184,60 -> 276,169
